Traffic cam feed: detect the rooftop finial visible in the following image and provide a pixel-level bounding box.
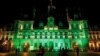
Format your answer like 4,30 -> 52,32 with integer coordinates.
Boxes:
66,8 -> 71,21
33,8 -> 36,18
50,0 -> 52,6
78,7 -> 81,18
48,0 -> 56,16
74,14 -> 78,20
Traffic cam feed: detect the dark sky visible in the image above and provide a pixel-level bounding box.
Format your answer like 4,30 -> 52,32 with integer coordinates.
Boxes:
0,0 -> 100,28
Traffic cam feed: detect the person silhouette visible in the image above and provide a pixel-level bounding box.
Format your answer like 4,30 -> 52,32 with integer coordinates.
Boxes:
76,46 -> 79,56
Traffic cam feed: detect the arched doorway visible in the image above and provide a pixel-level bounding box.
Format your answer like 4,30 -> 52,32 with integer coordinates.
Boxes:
89,42 -> 95,51
72,42 -> 79,51
2,40 -> 11,52
23,42 -> 30,52
49,41 -> 53,51
96,42 -> 100,51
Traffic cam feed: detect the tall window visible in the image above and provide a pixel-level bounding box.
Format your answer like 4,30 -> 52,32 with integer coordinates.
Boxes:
19,24 -> 23,30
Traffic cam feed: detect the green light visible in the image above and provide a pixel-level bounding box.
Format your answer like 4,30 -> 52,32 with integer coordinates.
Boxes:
13,19 -> 89,51
63,35 -> 65,38
20,24 -> 23,30
42,35 -> 45,38
58,35 -> 60,38
69,24 -> 71,30
29,46 -> 34,50
25,36 -> 28,39
44,26 -> 48,30
47,36 -> 50,38
18,35 -> 22,38
52,35 -> 55,38
49,27 -> 53,30
30,36 -> 34,38
54,27 -> 58,30
37,35 -> 40,38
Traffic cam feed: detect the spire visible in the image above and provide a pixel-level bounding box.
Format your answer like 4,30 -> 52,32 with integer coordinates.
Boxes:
33,8 -> 36,18
23,14 -> 28,18
48,0 -> 56,16
66,8 -> 71,21
59,21 -> 63,27
73,14 -> 78,20
78,8 -> 81,18
39,21 -> 44,27
73,8 -> 81,20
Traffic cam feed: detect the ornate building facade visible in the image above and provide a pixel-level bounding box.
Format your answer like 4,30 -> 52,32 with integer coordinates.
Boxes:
12,16 -> 89,51
89,30 -> 100,51
0,0 -> 89,52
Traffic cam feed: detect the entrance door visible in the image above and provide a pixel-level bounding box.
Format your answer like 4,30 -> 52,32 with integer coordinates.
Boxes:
23,42 -> 30,52
72,42 -> 78,51
49,41 -> 53,51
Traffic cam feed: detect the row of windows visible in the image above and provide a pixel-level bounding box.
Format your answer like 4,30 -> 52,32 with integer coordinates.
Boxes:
17,35 -> 86,39
24,43 -> 65,48
18,32 -> 85,36
18,32 -> 67,34
90,35 -> 100,39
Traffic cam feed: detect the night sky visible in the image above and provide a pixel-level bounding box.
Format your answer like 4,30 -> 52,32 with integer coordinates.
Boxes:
0,0 -> 100,28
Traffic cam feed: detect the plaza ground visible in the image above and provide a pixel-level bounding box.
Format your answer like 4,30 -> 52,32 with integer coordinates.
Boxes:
0,52 -> 100,56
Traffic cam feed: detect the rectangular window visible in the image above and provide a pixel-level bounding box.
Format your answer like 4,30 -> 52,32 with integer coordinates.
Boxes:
55,43 -> 58,47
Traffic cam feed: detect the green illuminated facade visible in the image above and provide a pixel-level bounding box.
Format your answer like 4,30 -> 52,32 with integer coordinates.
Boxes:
12,16 -> 89,51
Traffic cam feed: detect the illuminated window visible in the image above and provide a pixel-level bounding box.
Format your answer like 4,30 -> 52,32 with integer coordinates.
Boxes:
30,36 -> 35,38
17,35 -> 22,38
42,35 -> 45,38
25,36 -> 28,39
79,24 -> 82,29
49,27 -> 53,30
19,24 -> 23,30
0,36 -> 2,40
63,35 -> 65,38
58,43 -> 61,48
58,35 -> 60,38
29,46 -> 34,50
99,34 -> 100,38
52,32 -> 55,35
32,32 -> 35,35
69,24 -> 71,30
68,35 -> 72,38
47,32 -> 50,35
75,36 -> 77,39
47,36 -> 50,39
37,35 -> 40,38
57,32 -> 60,35
52,35 -> 55,39
18,32 -> 22,35
54,27 -> 58,30
91,35 -> 94,39
68,32 -> 71,35
80,32 -> 85,38
95,34 -> 97,40
79,24 -> 84,30
37,32 -> 40,35
62,32 -> 65,35
44,26 -> 48,30
10,35 -> 13,39
4,35 -> 7,40
31,25 -> 33,30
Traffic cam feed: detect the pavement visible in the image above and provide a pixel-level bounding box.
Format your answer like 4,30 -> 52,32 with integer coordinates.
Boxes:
0,52 -> 100,56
